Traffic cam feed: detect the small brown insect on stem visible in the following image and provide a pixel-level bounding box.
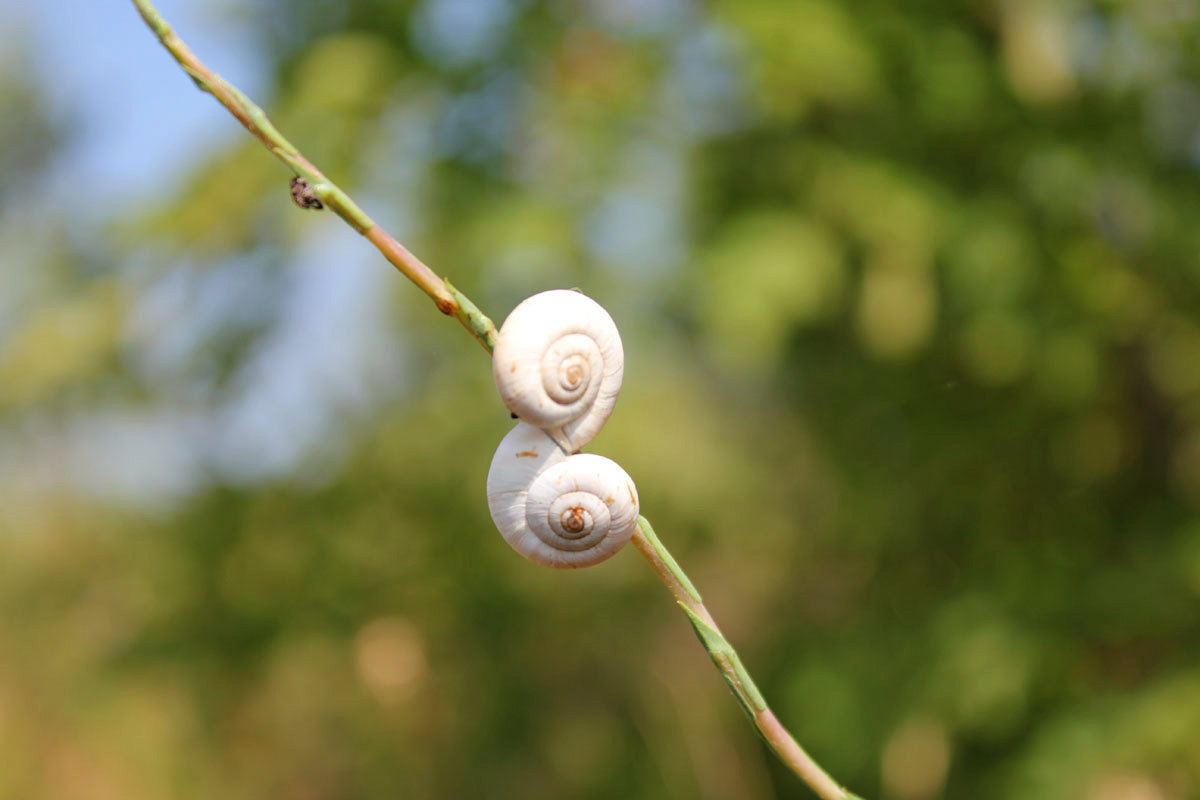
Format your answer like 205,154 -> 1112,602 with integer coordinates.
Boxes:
290,177 -> 324,210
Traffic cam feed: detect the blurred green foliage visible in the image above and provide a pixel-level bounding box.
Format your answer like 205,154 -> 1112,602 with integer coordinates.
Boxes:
2,0 -> 1200,798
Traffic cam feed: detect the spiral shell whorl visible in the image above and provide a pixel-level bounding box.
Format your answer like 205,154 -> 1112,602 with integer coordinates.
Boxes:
487,423 -> 639,569
493,290 -> 623,452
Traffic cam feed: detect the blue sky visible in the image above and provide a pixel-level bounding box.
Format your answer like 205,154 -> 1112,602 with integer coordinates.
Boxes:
1,0 -> 266,209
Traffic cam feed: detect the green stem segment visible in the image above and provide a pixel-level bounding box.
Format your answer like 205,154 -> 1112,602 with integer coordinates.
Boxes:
129,2 -> 861,797
634,518 -> 858,800
444,279 -> 498,353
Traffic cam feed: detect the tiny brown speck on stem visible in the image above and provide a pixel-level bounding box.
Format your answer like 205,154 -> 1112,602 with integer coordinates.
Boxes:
290,176 -> 323,210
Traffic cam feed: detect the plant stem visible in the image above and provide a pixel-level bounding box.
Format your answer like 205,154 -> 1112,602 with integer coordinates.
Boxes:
129,2 -> 861,797
634,518 -> 859,800
129,0 -> 495,352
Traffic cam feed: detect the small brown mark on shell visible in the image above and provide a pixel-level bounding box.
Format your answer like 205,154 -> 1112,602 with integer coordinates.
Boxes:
515,450 -> 538,458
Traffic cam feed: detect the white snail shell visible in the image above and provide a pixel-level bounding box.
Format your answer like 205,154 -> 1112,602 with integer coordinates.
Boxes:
487,422 -> 640,569
492,290 -> 624,453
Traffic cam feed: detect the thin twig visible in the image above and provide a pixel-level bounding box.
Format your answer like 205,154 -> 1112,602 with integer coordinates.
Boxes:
128,2 -> 860,797
129,0 -> 496,352
635,518 -> 860,799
